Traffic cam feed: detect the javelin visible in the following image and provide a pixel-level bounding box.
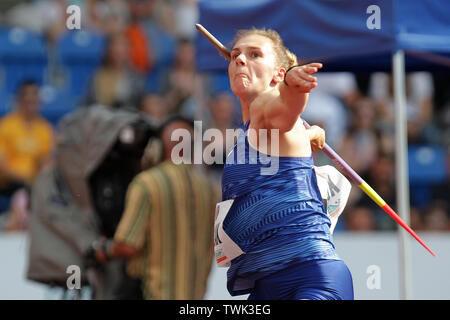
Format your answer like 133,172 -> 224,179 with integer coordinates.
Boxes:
196,23 -> 436,257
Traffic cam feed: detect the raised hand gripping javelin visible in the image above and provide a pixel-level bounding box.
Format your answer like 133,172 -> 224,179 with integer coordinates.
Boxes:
196,23 -> 436,257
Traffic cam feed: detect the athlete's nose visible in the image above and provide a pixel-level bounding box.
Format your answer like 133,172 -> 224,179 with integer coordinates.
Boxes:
235,53 -> 246,66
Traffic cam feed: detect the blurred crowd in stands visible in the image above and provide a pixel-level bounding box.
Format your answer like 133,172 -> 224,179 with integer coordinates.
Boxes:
0,0 -> 448,233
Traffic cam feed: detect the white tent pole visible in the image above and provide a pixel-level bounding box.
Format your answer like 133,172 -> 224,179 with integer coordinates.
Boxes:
392,49 -> 413,300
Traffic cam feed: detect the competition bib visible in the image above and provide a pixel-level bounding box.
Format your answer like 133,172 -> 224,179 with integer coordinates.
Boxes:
214,199 -> 245,267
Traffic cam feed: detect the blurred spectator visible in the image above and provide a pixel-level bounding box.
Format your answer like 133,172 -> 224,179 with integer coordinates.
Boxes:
423,200 -> 450,231
430,156 -> 450,211
127,0 -> 176,71
344,206 -> 376,231
431,72 -> 450,147
354,152 -> 397,230
302,91 -> 348,150
208,91 -> 240,135
302,72 -> 358,151
161,38 -> 200,118
139,93 -> 170,125
315,72 -> 361,107
0,80 -> 54,189
92,116 -> 218,299
337,97 -> 378,177
83,32 -> 145,108
125,1 -> 153,74
0,80 -> 54,230
369,72 -> 439,144
205,92 -> 239,178
150,0 -> 176,35
410,207 -> 425,231
173,0 -> 199,41
145,0 -> 198,40
83,0 -> 129,35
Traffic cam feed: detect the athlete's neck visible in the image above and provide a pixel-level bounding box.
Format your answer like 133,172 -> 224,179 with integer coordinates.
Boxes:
239,99 -> 251,124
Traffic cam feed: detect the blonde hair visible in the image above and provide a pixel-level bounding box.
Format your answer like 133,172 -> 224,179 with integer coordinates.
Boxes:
231,27 -> 298,70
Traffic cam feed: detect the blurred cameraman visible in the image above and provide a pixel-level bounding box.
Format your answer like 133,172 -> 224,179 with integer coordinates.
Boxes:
89,116 -> 218,300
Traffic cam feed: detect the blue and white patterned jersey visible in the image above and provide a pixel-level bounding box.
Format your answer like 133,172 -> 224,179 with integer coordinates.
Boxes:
221,120 -> 340,296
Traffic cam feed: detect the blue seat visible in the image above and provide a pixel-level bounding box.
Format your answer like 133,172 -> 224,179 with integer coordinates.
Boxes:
408,145 -> 447,208
56,30 -> 105,96
0,27 -> 47,95
154,32 -> 175,68
142,22 -> 175,70
0,91 -> 14,117
209,72 -> 232,94
39,85 -> 78,126
145,64 -> 169,93
144,27 -> 176,93
408,145 -> 447,185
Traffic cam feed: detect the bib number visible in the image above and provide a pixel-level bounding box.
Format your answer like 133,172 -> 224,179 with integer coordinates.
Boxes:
214,199 -> 245,267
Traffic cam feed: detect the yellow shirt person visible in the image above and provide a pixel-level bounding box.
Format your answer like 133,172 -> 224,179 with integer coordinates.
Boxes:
0,80 -> 54,189
0,111 -> 53,186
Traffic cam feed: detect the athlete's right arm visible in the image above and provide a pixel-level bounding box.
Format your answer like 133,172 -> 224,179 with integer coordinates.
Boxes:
263,63 -> 323,133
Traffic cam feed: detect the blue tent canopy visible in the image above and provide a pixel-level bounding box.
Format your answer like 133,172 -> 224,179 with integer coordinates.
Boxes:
196,0 -> 450,72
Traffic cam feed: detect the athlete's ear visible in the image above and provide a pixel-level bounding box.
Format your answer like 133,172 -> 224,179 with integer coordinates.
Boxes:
272,67 -> 286,85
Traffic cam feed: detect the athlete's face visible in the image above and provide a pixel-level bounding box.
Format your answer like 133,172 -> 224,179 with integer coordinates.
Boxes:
228,35 -> 281,99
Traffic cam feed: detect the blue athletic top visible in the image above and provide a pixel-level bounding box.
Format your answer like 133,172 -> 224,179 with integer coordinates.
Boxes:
222,120 -> 340,296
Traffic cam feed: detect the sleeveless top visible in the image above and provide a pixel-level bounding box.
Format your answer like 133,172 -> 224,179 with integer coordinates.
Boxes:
221,120 -> 340,296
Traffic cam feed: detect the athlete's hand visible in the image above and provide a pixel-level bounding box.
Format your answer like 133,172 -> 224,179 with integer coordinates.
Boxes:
284,63 -> 323,93
307,125 -> 325,152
